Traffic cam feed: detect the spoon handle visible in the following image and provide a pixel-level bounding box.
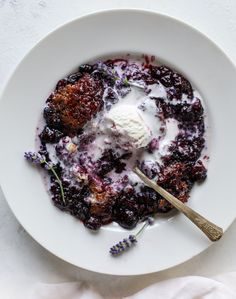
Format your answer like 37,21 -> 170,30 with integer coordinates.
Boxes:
134,167 -> 223,242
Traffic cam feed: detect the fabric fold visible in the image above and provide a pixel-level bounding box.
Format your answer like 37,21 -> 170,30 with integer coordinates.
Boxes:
25,272 -> 236,299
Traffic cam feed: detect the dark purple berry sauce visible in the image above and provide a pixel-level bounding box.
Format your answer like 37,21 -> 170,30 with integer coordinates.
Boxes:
38,54 -> 208,231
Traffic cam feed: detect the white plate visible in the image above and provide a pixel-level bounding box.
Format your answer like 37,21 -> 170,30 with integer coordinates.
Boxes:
0,9 -> 236,276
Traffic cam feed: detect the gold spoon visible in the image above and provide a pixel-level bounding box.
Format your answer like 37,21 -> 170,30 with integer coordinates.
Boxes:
134,167 -> 223,242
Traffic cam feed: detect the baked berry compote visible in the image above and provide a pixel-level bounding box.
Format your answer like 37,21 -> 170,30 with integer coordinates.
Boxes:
37,55 -> 208,230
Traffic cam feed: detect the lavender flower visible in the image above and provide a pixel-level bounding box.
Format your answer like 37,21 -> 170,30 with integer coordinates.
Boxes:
24,152 -> 46,165
94,61 -> 130,97
95,61 -> 118,81
109,217 -> 154,256
110,235 -> 137,256
24,151 -> 66,204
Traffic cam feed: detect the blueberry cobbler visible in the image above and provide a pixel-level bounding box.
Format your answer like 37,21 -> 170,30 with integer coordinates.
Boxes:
30,55 -> 208,231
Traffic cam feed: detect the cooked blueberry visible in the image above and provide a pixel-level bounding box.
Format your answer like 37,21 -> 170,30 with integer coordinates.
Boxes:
39,126 -> 63,144
56,79 -> 68,90
150,65 -> 171,79
103,87 -> 119,110
79,64 -> 94,73
67,72 -> 82,84
95,149 -> 131,176
84,217 -> 101,230
139,161 -> 159,179
191,161 -> 207,182
115,208 -> 139,229
43,105 -> 62,130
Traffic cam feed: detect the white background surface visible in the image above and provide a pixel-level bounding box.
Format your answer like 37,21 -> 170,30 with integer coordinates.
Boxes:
1,1 -> 236,298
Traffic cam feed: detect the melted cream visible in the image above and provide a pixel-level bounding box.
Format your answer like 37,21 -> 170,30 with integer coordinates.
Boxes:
66,81 -> 181,178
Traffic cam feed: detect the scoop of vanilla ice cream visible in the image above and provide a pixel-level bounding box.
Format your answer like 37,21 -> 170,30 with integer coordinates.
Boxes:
104,104 -> 152,149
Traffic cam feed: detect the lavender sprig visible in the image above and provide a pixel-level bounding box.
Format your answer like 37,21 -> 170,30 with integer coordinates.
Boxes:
24,152 -> 45,164
24,151 -> 65,204
109,217 -> 154,256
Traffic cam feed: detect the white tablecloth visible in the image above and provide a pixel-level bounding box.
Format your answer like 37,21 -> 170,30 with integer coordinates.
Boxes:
1,1 -> 236,298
